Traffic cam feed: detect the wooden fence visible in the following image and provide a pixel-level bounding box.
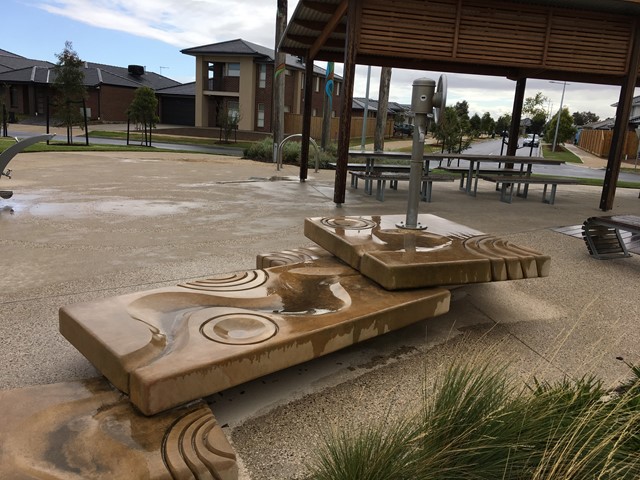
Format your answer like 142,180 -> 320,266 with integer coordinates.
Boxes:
578,129 -> 638,159
284,114 -> 394,142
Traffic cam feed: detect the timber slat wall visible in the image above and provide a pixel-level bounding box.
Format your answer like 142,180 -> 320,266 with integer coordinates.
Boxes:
284,113 -> 393,140
359,0 -> 635,76
579,129 -> 638,158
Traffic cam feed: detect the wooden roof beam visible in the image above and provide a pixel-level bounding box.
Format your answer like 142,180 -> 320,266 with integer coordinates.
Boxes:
310,0 -> 348,59
301,0 -> 337,15
292,19 -> 346,34
289,34 -> 344,49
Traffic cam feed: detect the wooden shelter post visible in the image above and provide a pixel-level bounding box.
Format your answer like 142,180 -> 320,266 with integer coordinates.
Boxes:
299,59 -> 315,181
507,78 -> 526,158
600,24 -> 640,211
334,0 -> 360,205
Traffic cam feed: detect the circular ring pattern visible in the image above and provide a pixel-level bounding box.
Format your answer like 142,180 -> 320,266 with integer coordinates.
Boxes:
320,217 -> 376,230
180,270 -> 268,292
201,313 -> 278,345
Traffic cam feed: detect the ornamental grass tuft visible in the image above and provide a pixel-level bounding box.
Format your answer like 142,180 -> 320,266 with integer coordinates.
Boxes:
306,359 -> 640,480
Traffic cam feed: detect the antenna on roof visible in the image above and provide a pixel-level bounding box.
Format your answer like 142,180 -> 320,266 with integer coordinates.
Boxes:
159,66 -> 169,75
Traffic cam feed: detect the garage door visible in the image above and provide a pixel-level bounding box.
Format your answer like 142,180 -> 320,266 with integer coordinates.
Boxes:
160,97 -> 195,126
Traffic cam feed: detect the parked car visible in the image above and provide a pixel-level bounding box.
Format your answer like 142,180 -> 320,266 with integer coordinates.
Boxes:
523,134 -> 539,147
393,123 -> 414,136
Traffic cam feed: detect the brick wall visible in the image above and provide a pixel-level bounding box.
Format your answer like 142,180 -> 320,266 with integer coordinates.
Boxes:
99,85 -> 136,122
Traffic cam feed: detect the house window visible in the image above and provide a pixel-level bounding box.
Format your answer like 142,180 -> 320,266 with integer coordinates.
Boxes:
285,69 -> 291,76
258,64 -> 266,88
257,103 -> 265,128
9,86 -> 18,108
284,105 -> 290,113
226,63 -> 240,77
301,73 -> 305,89
315,77 -> 320,92
336,82 -> 341,97
312,108 -> 317,116
331,111 -> 336,118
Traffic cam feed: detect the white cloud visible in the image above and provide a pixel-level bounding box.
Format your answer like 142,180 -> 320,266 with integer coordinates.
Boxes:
37,0 -> 278,48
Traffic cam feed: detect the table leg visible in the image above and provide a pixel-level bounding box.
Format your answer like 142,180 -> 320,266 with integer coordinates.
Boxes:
471,161 -> 480,196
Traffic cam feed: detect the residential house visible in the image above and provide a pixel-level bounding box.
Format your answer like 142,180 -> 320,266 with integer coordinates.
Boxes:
351,98 -> 409,120
180,39 -> 343,132
0,48 -> 179,122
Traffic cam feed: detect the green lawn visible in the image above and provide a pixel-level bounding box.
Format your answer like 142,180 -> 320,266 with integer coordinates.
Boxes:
0,138 -> 215,155
87,130 -> 252,150
541,144 -> 582,163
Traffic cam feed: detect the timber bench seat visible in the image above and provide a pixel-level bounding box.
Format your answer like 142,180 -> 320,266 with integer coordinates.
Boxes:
582,215 -> 640,259
330,162 -> 411,173
349,171 -> 455,202
477,175 -> 578,204
442,166 -> 522,192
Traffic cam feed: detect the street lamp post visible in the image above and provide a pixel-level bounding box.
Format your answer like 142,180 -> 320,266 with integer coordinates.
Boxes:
550,81 -> 567,152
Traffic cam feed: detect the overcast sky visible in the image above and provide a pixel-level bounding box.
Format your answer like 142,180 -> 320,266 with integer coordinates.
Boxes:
5,0 -> 632,120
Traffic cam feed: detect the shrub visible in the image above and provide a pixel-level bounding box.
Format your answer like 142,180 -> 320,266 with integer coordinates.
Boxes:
244,138 -> 338,169
244,137 -> 273,162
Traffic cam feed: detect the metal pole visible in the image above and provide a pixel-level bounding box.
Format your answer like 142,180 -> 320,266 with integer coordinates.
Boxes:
360,65 -> 371,150
551,81 -> 566,152
398,78 -> 435,230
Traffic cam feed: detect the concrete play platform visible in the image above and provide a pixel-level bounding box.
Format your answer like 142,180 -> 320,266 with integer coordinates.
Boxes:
0,379 -> 237,479
60,256 -> 450,415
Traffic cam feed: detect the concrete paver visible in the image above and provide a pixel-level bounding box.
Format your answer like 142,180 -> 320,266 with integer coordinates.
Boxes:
1,148 -> 639,479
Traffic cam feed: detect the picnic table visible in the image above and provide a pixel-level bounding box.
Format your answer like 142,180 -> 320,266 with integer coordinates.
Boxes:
435,154 -> 565,195
344,151 -> 568,204
346,150 -> 455,201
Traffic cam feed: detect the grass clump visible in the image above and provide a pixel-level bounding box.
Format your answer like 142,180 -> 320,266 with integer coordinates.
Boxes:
306,360 -> 640,480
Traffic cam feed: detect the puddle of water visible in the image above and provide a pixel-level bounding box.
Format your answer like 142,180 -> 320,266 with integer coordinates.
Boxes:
25,199 -> 203,218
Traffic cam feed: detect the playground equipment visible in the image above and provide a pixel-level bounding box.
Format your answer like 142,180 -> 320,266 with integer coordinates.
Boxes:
1,134 -> 55,199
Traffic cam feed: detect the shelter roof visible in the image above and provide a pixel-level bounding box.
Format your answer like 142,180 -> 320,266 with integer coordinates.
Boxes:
280,0 -> 640,86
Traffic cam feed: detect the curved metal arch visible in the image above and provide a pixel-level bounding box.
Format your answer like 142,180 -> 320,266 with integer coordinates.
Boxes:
276,134 -> 321,174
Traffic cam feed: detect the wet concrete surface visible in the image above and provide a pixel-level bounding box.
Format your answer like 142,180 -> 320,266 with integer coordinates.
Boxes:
1,148 -> 639,479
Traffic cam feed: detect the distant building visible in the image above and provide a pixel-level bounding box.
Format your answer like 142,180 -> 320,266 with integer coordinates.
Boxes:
351,98 -> 409,120
181,39 -> 343,132
0,48 -> 179,122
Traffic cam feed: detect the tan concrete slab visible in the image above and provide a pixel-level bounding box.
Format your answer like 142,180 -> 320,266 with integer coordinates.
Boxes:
304,214 -> 551,290
0,378 -> 237,480
60,257 -> 450,415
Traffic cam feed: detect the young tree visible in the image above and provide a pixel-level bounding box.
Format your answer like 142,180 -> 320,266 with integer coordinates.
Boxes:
495,114 -> 511,136
454,100 -> 470,133
127,86 -> 159,147
53,41 -> 87,144
523,91 -> 549,120
544,107 -> 577,149
434,106 -> 472,154
469,113 -> 482,137
572,111 -> 600,126
218,102 -> 241,143
480,112 -> 495,137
